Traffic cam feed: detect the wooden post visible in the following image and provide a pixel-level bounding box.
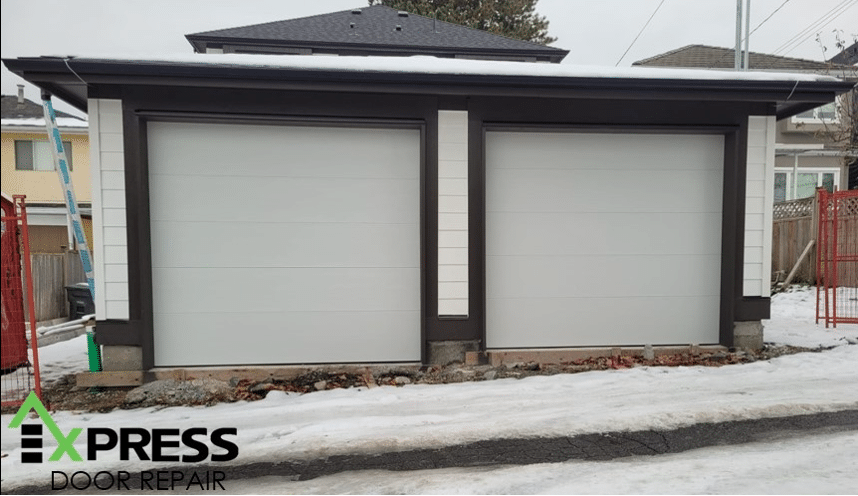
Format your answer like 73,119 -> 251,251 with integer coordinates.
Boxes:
779,239 -> 815,291
810,191 -> 819,282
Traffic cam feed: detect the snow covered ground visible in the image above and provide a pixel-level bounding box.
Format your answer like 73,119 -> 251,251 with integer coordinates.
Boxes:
2,286 -> 856,492
227,431 -> 858,495
766,286 -> 858,348
36,333 -> 91,386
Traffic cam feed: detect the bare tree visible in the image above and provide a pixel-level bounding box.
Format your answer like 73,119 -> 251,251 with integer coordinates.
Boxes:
807,31 -> 858,188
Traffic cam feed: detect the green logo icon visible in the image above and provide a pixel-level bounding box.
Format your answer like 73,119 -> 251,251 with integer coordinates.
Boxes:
8,392 -> 83,462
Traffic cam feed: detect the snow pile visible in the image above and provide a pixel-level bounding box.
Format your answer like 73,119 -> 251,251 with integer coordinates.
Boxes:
1,117 -> 87,128
63,52 -> 842,82
36,334 -> 90,386
764,286 -> 858,348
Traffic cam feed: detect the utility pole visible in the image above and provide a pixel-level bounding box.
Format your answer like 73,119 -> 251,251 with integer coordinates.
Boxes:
742,0 -> 751,71
735,0 -> 751,71
735,0 -> 743,70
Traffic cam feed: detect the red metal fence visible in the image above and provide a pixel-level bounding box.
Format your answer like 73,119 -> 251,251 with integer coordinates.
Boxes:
1,195 -> 42,409
816,189 -> 858,327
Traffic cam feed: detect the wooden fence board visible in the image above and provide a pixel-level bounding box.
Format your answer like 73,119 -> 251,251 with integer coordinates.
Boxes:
23,252 -> 87,322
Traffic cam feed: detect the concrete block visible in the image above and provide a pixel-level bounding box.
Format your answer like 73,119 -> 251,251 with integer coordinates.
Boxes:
734,321 -> 764,351
427,340 -> 480,366
464,351 -> 483,366
643,344 -> 655,360
101,345 -> 143,371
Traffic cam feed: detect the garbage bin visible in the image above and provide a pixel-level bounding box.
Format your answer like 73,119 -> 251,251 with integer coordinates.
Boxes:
65,282 -> 94,320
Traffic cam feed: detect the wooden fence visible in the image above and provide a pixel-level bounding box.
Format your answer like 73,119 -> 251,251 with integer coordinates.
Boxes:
772,197 -> 817,286
23,252 -> 86,323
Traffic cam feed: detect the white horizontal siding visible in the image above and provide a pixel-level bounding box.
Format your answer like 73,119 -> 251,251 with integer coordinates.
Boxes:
88,98 -> 129,320
743,116 -> 776,297
438,110 -> 469,316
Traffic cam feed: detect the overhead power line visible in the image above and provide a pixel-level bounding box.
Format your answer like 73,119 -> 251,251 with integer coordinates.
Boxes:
779,0 -> 857,57
747,0 -> 791,40
771,0 -> 855,56
706,0 -> 793,70
616,0 -> 666,66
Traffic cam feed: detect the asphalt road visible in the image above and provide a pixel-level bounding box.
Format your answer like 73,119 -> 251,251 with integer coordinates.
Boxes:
6,409 -> 857,494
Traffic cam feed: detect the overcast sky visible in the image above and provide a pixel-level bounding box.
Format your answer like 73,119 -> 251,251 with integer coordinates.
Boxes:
2,0 -> 856,117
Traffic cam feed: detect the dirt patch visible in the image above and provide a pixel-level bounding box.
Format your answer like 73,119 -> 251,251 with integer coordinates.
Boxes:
6,343 -> 835,414
39,375 -> 134,414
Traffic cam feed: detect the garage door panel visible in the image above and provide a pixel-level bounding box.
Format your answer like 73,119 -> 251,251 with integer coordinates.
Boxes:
487,212 -> 722,256
153,310 -> 421,366
487,132 -> 724,172
488,169 -> 723,213
150,174 -> 419,224
486,131 -> 723,348
148,122 -> 421,366
151,221 -> 419,269
488,296 -> 720,348
152,267 -> 420,314
486,255 -> 721,299
148,123 -> 419,180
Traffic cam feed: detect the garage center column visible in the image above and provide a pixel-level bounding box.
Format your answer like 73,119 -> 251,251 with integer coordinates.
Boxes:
737,115 -> 776,350
431,109 -> 477,364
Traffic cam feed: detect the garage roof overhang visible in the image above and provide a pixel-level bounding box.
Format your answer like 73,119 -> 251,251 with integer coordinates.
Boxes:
4,55 -> 854,119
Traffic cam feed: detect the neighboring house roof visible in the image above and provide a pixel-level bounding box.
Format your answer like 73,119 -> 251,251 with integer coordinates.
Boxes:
828,41 -> 858,66
1,95 -> 87,129
633,44 -> 853,73
186,5 -> 568,62
3,54 -> 852,121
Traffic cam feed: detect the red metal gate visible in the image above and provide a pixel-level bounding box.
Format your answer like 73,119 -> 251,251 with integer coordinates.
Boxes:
816,189 -> 858,327
1,195 -> 41,408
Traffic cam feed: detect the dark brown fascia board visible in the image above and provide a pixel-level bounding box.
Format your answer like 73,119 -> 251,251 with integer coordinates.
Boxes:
4,57 -> 853,113
777,101 -> 835,120
185,35 -> 205,54
184,34 -> 570,59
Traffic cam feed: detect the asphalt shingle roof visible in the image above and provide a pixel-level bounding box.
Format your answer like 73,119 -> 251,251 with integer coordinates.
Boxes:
633,44 -> 851,72
186,5 -> 566,56
2,95 -> 80,120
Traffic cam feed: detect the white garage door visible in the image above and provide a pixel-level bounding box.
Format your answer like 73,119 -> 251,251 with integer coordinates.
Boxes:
486,131 -> 724,348
148,122 -> 421,366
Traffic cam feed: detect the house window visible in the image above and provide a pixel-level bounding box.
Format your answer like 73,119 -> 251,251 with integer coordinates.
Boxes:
792,101 -> 839,124
774,168 -> 837,202
14,140 -> 72,171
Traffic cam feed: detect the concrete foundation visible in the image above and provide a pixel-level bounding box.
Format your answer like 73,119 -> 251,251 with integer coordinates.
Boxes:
427,340 -> 480,366
733,321 -> 764,351
101,345 -> 144,371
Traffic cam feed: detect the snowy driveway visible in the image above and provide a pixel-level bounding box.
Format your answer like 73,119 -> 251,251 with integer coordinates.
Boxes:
2,287 -> 856,492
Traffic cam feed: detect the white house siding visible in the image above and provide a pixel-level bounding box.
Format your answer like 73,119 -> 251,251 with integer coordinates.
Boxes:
87,98 -> 129,320
486,131 -> 724,348
744,116 -> 776,297
437,110 -> 469,316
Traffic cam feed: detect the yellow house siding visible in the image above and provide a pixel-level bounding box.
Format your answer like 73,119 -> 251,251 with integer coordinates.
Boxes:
1,131 -> 91,203
82,216 -> 94,254
27,225 -> 68,254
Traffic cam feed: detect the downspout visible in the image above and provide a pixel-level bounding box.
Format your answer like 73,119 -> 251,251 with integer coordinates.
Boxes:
793,154 -> 799,200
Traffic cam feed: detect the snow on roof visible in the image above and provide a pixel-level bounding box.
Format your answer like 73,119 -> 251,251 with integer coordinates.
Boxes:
1,116 -> 88,128
75,52 -> 842,83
